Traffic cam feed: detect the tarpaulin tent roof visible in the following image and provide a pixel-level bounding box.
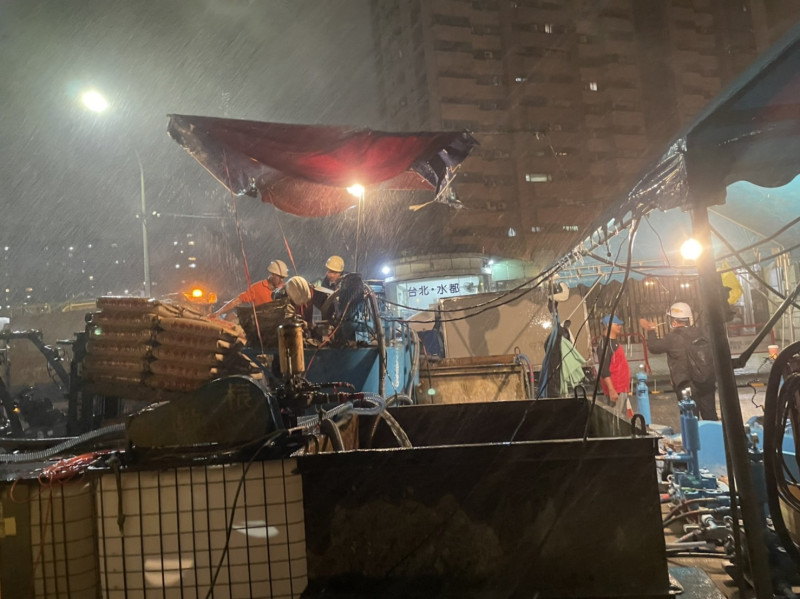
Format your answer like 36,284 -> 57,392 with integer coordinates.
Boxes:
167,114 -> 478,217
559,21 -> 800,284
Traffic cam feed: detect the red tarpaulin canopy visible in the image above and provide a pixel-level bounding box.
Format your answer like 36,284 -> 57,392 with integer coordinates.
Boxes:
167,114 -> 478,217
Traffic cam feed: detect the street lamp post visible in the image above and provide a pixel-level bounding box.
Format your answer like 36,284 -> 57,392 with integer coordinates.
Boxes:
347,184 -> 366,273
81,90 -> 152,297
134,149 -> 151,297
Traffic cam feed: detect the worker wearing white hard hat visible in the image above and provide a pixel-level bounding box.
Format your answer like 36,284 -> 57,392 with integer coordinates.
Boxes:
284,275 -> 315,331
639,302 -> 718,420
318,255 -> 345,290
211,258 -> 289,319
312,255 -> 346,321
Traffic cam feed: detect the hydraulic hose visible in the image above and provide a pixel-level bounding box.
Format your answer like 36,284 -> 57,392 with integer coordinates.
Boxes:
404,327 -> 420,399
366,287 -> 387,398
514,352 -> 535,399
763,341 -> 800,569
0,423 -> 126,463
352,392 -> 387,415
319,418 -> 345,452
360,392 -> 412,449
386,394 -> 414,407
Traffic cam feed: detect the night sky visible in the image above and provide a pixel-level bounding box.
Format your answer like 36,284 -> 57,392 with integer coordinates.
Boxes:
0,0 -> 416,305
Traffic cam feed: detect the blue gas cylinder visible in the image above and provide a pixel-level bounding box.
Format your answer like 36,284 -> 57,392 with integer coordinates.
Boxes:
635,365 -> 651,425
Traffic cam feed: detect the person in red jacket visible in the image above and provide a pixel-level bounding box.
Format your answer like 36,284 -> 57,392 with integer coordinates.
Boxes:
599,314 -> 634,420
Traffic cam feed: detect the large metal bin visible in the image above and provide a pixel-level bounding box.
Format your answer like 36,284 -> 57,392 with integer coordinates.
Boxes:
299,398 -> 669,598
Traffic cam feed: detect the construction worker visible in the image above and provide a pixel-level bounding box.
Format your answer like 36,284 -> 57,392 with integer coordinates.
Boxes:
212,259 -> 288,318
318,255 -> 345,290
313,255 -> 345,321
284,275 -> 315,331
640,302 -> 718,420
598,314 -> 634,420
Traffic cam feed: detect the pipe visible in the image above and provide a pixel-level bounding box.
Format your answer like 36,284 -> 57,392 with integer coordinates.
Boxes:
366,287 -> 387,398
404,326 -> 420,399
690,205 -> 773,599
0,423 -> 125,463
730,278 -> 800,369
319,418 -> 345,452
360,393 -> 412,448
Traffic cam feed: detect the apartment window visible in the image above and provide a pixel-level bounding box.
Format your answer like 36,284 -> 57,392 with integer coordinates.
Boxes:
550,74 -> 574,84
544,47 -> 570,58
508,228 -> 517,237
544,23 -> 554,33
433,14 -> 471,28
520,96 -> 547,107
588,81 -> 599,91
472,0 -> 498,10
472,25 -> 500,35
479,100 -> 509,110
514,76 -> 527,83
531,226 -> 543,233
563,225 -> 579,232
477,75 -> 504,86
434,40 -> 473,52
525,173 -> 552,183
441,97 -> 474,105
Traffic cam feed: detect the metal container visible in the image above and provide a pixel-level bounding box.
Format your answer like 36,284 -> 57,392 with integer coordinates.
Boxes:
299,399 -> 669,598
416,354 -> 529,403
278,322 -> 305,377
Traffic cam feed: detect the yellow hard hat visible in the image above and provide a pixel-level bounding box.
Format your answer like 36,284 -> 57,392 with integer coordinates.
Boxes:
325,255 -> 344,273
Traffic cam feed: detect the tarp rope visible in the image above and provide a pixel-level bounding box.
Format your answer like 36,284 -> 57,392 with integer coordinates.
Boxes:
223,153 -> 264,355
274,211 -> 299,276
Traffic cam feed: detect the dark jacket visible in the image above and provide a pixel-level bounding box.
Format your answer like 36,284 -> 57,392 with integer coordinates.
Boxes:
646,325 -> 708,393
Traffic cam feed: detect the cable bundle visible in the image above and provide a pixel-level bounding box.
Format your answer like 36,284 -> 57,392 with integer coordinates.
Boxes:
83,297 -> 258,397
763,341 -> 800,569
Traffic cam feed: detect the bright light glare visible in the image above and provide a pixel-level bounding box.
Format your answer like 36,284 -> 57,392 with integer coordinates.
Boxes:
81,90 -> 109,112
346,184 -> 365,198
381,265 -> 391,276
191,288 -> 203,298
680,238 -> 703,261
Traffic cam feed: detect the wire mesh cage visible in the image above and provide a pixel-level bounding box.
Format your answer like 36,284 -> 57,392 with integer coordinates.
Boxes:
95,459 -> 307,599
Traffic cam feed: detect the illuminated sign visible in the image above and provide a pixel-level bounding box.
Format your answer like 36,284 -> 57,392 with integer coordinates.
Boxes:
396,275 -> 483,313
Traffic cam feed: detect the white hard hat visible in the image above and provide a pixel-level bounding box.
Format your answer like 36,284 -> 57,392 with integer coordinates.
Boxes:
667,302 -> 693,323
325,255 -> 344,273
285,276 -> 312,306
268,260 -> 288,278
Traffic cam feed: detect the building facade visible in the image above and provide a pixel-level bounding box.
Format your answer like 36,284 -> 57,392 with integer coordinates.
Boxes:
370,0 -> 800,266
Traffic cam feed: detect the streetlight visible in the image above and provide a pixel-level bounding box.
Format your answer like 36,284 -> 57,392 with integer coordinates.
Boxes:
80,90 -> 152,297
347,183 -> 365,273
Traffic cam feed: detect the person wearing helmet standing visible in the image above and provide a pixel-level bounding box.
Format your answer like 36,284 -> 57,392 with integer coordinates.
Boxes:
212,259 -> 289,318
640,302 -> 718,420
598,314 -> 634,421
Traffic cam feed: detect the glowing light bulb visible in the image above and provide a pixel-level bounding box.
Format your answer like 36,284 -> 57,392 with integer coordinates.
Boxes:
680,238 -> 702,261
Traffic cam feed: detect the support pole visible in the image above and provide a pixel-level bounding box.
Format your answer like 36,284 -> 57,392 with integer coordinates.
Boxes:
134,149 -> 151,298
690,205 -> 773,598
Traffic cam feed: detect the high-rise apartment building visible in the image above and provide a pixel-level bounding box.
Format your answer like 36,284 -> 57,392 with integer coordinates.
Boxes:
370,0 -> 800,266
